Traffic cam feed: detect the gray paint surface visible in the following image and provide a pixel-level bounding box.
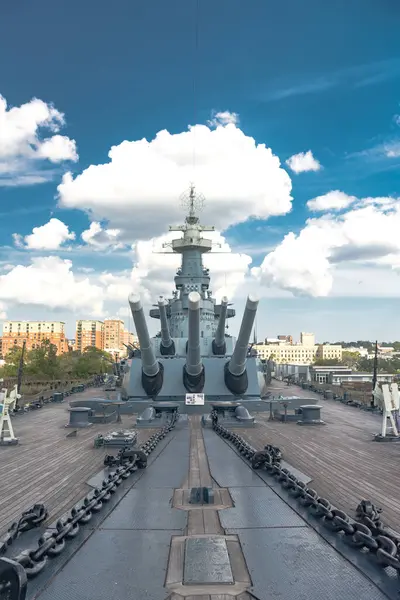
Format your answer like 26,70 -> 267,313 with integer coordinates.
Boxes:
202,427 -> 265,486
220,486 -> 306,529
123,356 -> 262,399
231,527 -> 388,600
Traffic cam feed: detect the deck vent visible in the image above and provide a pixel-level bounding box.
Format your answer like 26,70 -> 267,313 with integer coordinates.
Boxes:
189,486 -> 215,505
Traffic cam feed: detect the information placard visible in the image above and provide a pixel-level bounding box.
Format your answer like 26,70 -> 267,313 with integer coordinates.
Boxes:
185,393 -> 205,406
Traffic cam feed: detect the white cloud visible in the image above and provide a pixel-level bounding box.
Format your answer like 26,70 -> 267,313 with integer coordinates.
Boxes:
0,257 -> 104,315
286,150 -> 321,173
81,222 -> 123,249
385,143 -> 400,158
0,93 -> 78,185
393,114 -> 400,126
307,190 -> 357,212
13,218 -> 75,250
37,135 -> 78,163
57,118 -> 292,240
207,110 -> 239,127
253,197 -> 400,297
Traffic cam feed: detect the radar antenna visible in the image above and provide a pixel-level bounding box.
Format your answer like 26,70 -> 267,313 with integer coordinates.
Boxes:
180,183 -> 205,224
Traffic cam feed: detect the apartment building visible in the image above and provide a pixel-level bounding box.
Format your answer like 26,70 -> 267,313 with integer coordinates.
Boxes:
75,320 -> 104,352
1,321 -> 68,356
104,318 -> 125,357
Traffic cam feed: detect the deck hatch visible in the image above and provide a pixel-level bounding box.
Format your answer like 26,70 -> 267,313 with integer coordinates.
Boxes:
183,536 -> 234,584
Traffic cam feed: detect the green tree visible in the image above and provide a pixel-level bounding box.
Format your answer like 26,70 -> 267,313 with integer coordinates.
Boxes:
313,358 -> 341,366
0,346 -> 26,377
26,339 -> 60,379
341,351 -> 361,369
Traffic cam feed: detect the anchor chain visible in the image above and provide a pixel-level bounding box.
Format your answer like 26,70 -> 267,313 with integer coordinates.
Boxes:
211,415 -> 400,574
0,505 -> 48,557
0,412 -> 178,589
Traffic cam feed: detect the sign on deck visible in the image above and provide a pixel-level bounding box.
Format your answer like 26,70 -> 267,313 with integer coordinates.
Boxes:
185,393 -> 205,406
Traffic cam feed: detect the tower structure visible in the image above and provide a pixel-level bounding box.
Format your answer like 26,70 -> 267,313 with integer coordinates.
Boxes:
149,185 -> 235,340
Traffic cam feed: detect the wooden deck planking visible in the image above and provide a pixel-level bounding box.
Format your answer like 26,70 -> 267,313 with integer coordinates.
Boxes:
240,383 -> 400,531
0,392 -> 155,535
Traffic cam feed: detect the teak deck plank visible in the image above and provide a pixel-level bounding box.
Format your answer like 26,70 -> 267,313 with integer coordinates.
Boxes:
241,382 -> 400,532
0,389 -> 155,534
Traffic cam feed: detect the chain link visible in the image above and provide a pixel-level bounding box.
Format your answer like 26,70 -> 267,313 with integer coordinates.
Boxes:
0,411 -> 178,587
0,505 -> 48,558
211,413 -> 400,574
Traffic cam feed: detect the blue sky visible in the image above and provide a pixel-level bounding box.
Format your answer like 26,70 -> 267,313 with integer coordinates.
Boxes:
0,0 -> 400,341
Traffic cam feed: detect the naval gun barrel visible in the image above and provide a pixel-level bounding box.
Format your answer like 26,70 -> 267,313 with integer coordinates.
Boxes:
183,291 -> 205,393
128,293 -> 163,397
225,294 -> 259,395
212,296 -> 228,355
158,296 -> 175,356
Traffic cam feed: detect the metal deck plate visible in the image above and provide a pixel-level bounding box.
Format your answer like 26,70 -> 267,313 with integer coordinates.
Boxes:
100,487 -> 187,530
183,537 -> 234,584
231,527 -> 388,600
202,428 -> 265,486
135,428 -> 189,488
36,530 -> 175,600
220,487 -> 306,529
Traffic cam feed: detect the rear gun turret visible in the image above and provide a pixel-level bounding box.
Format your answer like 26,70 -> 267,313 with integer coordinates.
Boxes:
225,294 -> 259,395
183,291 -> 205,393
212,296 -> 228,355
128,293 -> 164,397
158,296 -> 175,356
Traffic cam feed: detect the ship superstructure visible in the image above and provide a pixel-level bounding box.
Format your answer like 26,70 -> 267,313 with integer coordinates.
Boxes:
121,185 -> 267,406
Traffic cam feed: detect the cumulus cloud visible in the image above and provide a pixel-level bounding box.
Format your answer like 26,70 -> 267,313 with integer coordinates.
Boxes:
207,110 -> 239,127
81,222 -> 123,249
286,150 -> 321,173
307,190 -> 357,212
0,257 -> 104,315
37,135 -> 78,163
253,196 -> 400,297
13,218 -> 75,250
57,119 -> 292,240
0,93 -> 78,185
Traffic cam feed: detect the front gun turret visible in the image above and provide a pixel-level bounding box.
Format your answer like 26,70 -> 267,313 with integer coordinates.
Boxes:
224,294 -> 259,395
212,296 -> 228,355
128,293 -> 164,397
183,291 -> 205,393
158,296 -> 175,356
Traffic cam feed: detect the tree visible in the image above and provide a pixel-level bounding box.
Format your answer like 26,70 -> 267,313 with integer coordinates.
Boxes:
1,346 -> 26,377
341,351 -> 361,369
26,339 -> 59,379
313,358 -> 341,366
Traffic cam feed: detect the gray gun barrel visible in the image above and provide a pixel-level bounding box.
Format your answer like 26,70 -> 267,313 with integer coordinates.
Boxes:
228,295 -> 259,377
128,294 -> 159,377
213,296 -> 228,354
186,291 -> 202,377
158,296 -> 174,352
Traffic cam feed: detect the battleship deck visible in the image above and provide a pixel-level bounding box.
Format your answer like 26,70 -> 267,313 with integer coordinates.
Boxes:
0,388 -> 156,536
244,381 -> 400,531
13,413 -> 392,600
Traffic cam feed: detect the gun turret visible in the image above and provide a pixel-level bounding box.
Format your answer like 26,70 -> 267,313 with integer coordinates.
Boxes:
183,291 -> 205,393
212,296 -> 228,355
128,294 -> 163,397
225,294 -> 259,395
158,296 -> 175,356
